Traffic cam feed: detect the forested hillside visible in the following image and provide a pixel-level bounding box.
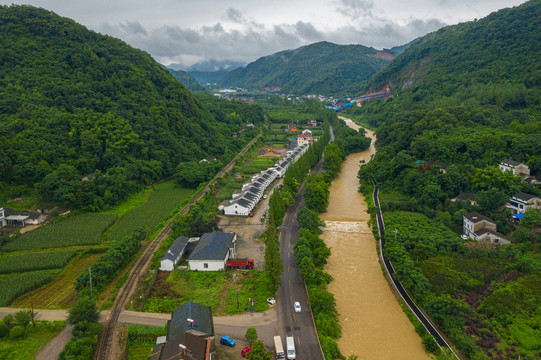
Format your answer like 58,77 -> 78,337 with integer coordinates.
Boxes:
221,41 -> 391,95
166,68 -> 205,92
353,1 -> 541,359
0,5 -> 263,210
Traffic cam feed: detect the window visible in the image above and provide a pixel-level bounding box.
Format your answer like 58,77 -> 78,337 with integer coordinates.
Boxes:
204,263 -> 208,269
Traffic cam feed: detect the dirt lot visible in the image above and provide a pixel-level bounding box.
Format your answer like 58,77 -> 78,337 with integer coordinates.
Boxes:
217,179 -> 283,270
258,145 -> 286,157
215,337 -> 251,360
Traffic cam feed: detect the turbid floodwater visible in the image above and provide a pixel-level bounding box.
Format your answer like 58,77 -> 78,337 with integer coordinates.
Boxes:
320,118 -> 431,359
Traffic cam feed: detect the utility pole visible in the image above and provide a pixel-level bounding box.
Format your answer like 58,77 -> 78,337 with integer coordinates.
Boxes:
233,273 -> 238,309
89,267 -> 93,299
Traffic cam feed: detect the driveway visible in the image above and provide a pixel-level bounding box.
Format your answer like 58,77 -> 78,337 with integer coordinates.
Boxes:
218,179 -> 283,270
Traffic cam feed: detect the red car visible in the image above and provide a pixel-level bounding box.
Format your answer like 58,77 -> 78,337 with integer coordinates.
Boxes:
241,346 -> 252,357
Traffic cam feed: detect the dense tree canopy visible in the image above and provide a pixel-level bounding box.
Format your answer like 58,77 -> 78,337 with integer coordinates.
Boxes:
0,5 -> 264,210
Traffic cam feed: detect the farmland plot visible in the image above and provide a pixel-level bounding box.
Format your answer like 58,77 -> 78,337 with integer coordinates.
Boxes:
0,271 -> 56,306
0,250 -> 77,274
2,213 -> 117,252
105,181 -> 193,242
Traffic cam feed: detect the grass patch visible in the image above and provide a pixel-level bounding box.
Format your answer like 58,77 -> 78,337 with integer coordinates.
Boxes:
0,321 -> 66,360
0,250 -> 77,274
102,186 -> 152,217
2,214 -> 117,252
0,271 -> 56,306
242,157 -> 277,175
143,270 -> 272,315
105,181 -> 194,242
13,252 -> 103,309
224,270 -> 271,315
127,325 -> 166,360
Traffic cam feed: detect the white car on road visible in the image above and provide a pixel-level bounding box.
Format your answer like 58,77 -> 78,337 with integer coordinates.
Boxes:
294,301 -> 301,312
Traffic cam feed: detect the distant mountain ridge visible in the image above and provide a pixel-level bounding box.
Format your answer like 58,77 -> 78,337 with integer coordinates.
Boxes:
167,59 -> 245,72
220,41 -> 392,95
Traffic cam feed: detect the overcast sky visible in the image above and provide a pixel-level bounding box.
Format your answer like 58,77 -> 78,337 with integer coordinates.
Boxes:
2,0 -> 528,68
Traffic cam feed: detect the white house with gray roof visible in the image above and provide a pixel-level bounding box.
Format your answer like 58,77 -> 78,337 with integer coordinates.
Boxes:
160,236 -> 190,271
509,192 -> 541,214
223,198 -> 253,216
188,232 -> 237,271
499,159 -> 530,176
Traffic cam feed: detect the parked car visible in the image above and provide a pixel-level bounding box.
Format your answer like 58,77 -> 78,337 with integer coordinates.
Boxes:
220,336 -> 236,347
241,346 -> 252,357
263,194 -> 268,199
249,212 -> 254,217
294,301 -> 301,313
267,297 -> 276,305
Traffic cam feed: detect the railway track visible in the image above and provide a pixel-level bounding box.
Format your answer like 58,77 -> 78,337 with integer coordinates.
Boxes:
94,130 -> 263,359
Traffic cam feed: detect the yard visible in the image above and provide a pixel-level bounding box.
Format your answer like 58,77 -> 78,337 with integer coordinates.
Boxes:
142,270 -> 272,316
0,321 -> 65,360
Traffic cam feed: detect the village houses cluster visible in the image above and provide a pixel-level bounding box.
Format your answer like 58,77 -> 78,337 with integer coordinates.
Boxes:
461,158 -> 541,245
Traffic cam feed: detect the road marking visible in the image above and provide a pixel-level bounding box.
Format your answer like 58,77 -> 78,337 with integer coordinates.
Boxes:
288,266 -> 290,272
297,335 -> 300,347
291,217 -> 294,224
293,313 -> 296,322
290,295 -> 292,302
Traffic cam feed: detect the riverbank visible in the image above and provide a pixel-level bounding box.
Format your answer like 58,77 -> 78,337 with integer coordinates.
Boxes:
320,118 -> 431,359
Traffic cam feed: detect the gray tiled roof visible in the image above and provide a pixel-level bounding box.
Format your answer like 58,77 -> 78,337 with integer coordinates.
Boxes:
189,232 -> 235,262
501,159 -> 522,166
167,301 -> 214,340
464,212 -> 494,224
512,192 -> 538,202
161,236 -> 189,262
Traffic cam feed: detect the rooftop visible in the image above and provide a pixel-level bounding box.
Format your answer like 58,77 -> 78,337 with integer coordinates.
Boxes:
161,236 -> 190,262
464,212 -> 494,224
189,232 -> 235,262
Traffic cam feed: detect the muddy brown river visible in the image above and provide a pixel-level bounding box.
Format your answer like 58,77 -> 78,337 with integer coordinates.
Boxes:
320,118 -> 431,359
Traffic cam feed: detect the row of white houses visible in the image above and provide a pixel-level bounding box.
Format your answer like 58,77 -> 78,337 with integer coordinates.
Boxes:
221,144 -> 309,216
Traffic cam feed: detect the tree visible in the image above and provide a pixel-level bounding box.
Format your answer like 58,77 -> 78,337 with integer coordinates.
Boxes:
13,310 -> 32,330
476,188 -> 508,212
68,297 -> 99,325
264,223 -> 282,293
247,339 -> 273,360
245,327 -> 258,344
296,207 -> 325,232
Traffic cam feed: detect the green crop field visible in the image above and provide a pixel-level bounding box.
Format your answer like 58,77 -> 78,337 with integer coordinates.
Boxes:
243,157 -> 276,175
0,271 -> 56,306
105,181 -> 193,242
0,321 -> 65,360
0,250 -> 77,274
2,214 -> 117,252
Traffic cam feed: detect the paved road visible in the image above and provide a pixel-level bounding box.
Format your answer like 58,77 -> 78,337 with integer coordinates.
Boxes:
277,187 -> 324,360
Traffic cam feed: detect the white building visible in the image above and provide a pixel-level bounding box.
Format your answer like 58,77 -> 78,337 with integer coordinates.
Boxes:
0,207 -> 4,227
160,236 -> 190,271
223,198 -> 253,216
188,232 -> 237,271
499,159 -> 530,176
463,212 -> 509,245
509,192 -> 541,214
297,133 -> 313,146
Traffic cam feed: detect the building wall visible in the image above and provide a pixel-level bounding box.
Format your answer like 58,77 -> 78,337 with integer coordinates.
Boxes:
473,219 -> 497,233
224,203 -> 251,216
189,259 -> 227,271
160,259 -> 175,271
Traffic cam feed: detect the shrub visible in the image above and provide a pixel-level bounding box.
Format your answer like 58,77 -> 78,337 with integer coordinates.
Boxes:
0,323 -> 8,338
9,325 -> 25,339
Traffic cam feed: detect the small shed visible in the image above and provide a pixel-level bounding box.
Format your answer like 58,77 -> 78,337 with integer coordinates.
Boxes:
160,236 -> 190,271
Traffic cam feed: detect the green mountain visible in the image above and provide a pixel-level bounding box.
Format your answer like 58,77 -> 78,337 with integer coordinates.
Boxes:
353,1 -> 541,359
167,68 -> 205,92
189,70 -> 230,86
0,5 -> 263,210
221,41 -> 391,95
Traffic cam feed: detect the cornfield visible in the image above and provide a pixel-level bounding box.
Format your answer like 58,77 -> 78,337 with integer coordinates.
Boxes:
3,214 -> 117,252
0,271 -> 55,306
0,251 -> 77,274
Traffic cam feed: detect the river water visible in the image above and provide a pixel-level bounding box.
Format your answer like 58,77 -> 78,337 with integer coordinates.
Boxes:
320,119 -> 431,359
